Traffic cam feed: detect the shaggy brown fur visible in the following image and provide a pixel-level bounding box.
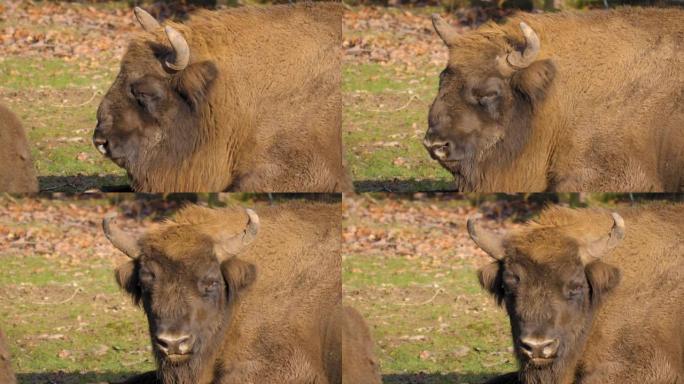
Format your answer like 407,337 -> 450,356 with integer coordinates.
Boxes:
0,329 -> 16,384
112,201 -> 346,384
474,204 -> 684,384
341,306 -> 382,384
95,3 -> 351,192
428,8 -> 684,192
0,104 -> 38,192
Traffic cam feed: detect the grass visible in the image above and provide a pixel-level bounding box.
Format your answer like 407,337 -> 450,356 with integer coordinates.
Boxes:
344,253 -> 515,383
343,198 -> 517,384
0,197 -> 153,383
0,253 -> 153,383
343,63 -> 453,192
0,57 -> 127,191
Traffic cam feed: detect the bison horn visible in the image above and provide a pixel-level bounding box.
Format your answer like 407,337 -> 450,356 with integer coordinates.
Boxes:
467,215 -> 505,260
432,14 -> 460,47
164,26 -> 190,71
582,212 -> 625,262
134,7 -> 161,32
506,22 -> 540,69
102,214 -> 141,259
216,208 -> 260,260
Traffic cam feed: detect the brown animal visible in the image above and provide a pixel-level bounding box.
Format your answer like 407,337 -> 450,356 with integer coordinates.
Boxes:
94,4 -> 351,193
0,329 -> 16,384
104,201 -> 361,384
426,9 -> 684,192
0,104 -> 38,192
341,306 -> 382,384
467,204 -> 684,384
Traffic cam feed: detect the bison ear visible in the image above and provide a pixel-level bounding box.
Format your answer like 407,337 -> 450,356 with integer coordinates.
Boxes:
585,261 -> 621,306
478,261 -> 505,305
220,257 -> 257,299
511,59 -> 555,106
115,260 -> 143,306
172,60 -> 218,111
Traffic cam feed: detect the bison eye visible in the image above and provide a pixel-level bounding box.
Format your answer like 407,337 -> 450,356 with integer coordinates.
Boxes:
201,280 -> 220,296
566,284 -> 584,300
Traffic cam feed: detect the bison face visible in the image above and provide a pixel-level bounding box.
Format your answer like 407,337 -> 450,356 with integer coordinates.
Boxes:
468,213 -> 624,375
120,247 -> 255,367
425,69 -> 514,171
426,15 -> 555,183
103,208 -> 259,381
93,8 -> 217,184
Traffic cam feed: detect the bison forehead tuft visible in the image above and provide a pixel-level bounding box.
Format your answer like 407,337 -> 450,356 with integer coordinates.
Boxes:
141,229 -> 216,263
506,229 -> 582,265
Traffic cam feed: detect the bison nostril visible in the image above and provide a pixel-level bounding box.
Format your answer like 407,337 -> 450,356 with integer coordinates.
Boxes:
156,334 -> 194,355
520,338 -> 559,359
93,137 -> 108,155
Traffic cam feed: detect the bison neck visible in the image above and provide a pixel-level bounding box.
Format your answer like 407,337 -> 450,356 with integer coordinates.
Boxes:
519,319 -> 596,384
455,106 -> 556,192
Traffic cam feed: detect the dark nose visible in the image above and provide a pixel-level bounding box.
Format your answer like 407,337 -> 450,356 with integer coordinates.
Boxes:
92,127 -> 108,156
519,337 -> 559,359
155,333 -> 195,356
423,128 -> 450,161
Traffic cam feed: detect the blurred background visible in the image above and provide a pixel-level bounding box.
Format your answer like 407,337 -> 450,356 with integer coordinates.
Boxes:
342,193 -> 684,384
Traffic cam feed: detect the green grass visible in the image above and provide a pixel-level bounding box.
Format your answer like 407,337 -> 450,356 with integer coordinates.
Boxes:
0,57 -> 127,191
343,63 -> 453,192
343,196 -> 517,383
345,253 -> 515,383
0,254 -> 153,382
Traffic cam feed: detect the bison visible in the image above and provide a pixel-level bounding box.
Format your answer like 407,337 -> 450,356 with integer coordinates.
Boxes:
425,9 -> 684,192
0,329 -> 16,384
467,204 -> 684,384
103,201 -> 377,384
0,104 -> 38,192
94,4 -> 351,192
341,306 -> 382,384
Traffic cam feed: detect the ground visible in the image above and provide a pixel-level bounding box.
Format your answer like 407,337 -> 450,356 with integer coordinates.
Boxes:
0,195 -> 153,383
343,7 -> 461,192
1,2 -> 462,192
343,194 -> 522,384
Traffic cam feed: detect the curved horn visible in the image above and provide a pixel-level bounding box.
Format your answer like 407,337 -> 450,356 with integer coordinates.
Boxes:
216,208 -> 260,261
506,22 -> 540,69
102,214 -> 141,259
432,14 -> 460,46
164,26 -> 190,71
582,212 -> 625,262
134,7 -> 161,32
467,216 -> 505,260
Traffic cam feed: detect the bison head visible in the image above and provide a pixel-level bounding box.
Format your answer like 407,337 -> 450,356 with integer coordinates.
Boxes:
468,212 -> 624,381
425,15 -> 555,188
93,8 -> 218,190
103,207 -> 258,382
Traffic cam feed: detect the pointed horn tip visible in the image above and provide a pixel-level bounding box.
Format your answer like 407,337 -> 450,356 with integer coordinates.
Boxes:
102,213 -> 117,230
245,208 -> 260,225
466,214 -> 482,237
610,212 -> 625,237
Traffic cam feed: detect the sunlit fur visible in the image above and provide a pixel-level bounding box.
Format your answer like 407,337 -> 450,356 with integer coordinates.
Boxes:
114,202 -> 349,384
429,8 -> 684,192
0,104 -> 38,192
96,4 -> 351,192
0,329 -> 16,384
478,205 -> 684,384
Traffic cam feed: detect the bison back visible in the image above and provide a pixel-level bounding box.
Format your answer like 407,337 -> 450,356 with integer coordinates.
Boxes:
0,104 -> 38,192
